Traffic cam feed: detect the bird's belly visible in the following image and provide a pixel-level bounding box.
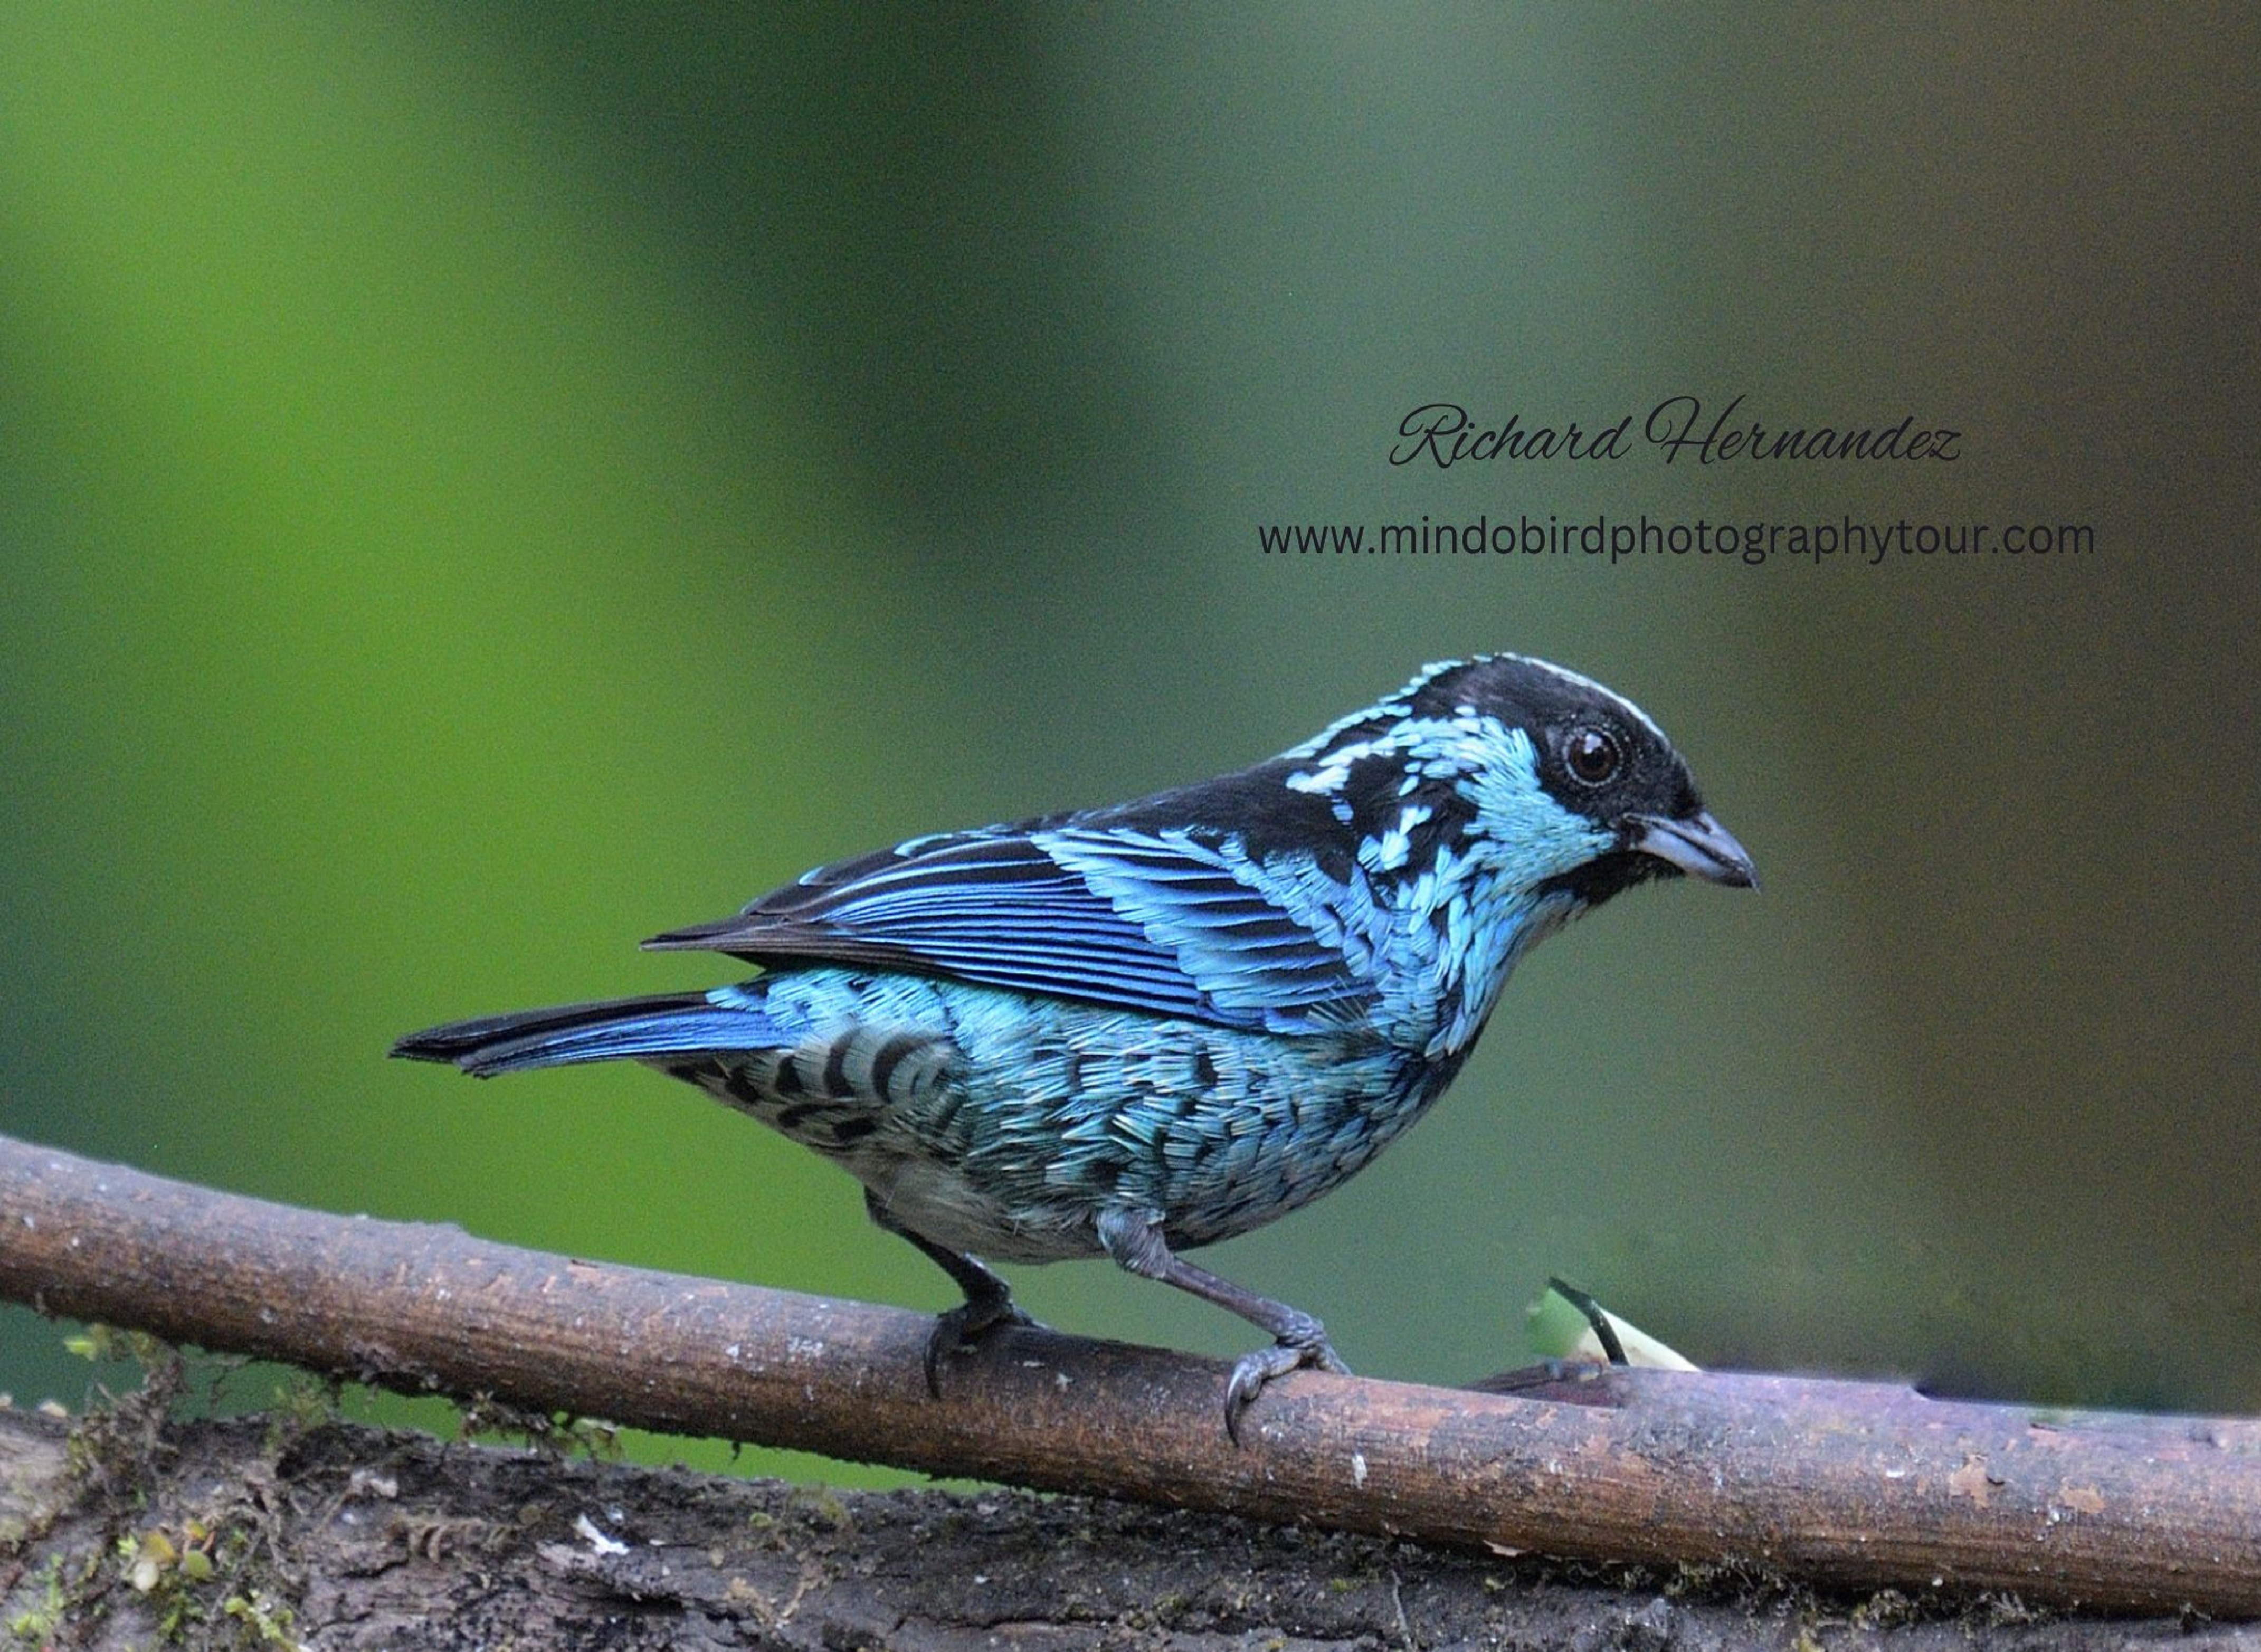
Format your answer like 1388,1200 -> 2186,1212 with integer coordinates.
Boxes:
676,970 -> 1441,1259
862,1152 -> 1100,1263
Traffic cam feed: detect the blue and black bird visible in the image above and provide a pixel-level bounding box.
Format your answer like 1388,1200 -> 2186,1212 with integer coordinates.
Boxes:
394,654 -> 1753,1437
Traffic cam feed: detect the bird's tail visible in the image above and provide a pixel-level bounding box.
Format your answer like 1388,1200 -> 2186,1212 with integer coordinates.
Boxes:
391,987 -> 783,1078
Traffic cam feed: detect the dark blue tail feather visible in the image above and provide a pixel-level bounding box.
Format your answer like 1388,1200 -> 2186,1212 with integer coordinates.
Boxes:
391,989 -> 783,1077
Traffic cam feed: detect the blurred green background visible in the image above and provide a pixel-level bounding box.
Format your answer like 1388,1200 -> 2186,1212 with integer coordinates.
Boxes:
3,7 -> 2257,1480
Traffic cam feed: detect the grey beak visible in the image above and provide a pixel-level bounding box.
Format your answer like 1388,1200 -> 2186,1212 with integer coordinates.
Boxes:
1627,810 -> 1757,889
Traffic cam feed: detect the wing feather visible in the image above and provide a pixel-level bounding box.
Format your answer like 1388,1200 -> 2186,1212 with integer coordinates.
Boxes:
645,820 -> 1366,1032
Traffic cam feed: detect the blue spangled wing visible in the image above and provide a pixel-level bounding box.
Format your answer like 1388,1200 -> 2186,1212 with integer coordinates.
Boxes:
644,821 -> 1369,1033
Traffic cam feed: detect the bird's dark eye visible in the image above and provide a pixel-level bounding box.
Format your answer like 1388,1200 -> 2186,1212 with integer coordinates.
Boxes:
1565,726 -> 1622,786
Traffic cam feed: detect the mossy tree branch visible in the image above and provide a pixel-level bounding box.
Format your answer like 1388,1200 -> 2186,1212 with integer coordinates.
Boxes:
1,1131 -> 2256,1617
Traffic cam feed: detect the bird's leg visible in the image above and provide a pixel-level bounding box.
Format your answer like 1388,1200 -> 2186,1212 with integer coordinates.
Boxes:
862,1188 -> 1037,1395
1097,1207 -> 1349,1444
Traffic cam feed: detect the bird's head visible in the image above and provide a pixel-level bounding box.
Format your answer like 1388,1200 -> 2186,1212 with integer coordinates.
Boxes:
1434,653 -> 1755,903
1290,653 -> 1754,911
1275,653 -> 1751,1058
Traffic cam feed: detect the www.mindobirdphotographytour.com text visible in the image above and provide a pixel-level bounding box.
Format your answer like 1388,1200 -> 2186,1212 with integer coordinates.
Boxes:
1257,512 -> 2093,567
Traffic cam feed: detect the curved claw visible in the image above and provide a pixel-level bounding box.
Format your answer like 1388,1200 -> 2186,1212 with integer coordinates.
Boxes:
1222,1334 -> 1350,1446
923,1297 -> 1042,1397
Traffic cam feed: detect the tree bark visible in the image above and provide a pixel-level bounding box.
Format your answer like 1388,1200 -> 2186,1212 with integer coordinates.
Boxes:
2,1131 -> 2258,1628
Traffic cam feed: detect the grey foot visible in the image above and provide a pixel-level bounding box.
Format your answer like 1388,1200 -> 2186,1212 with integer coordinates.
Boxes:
1091,1207 -> 1351,1446
924,1293 -> 1044,1397
1223,1319 -> 1350,1446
